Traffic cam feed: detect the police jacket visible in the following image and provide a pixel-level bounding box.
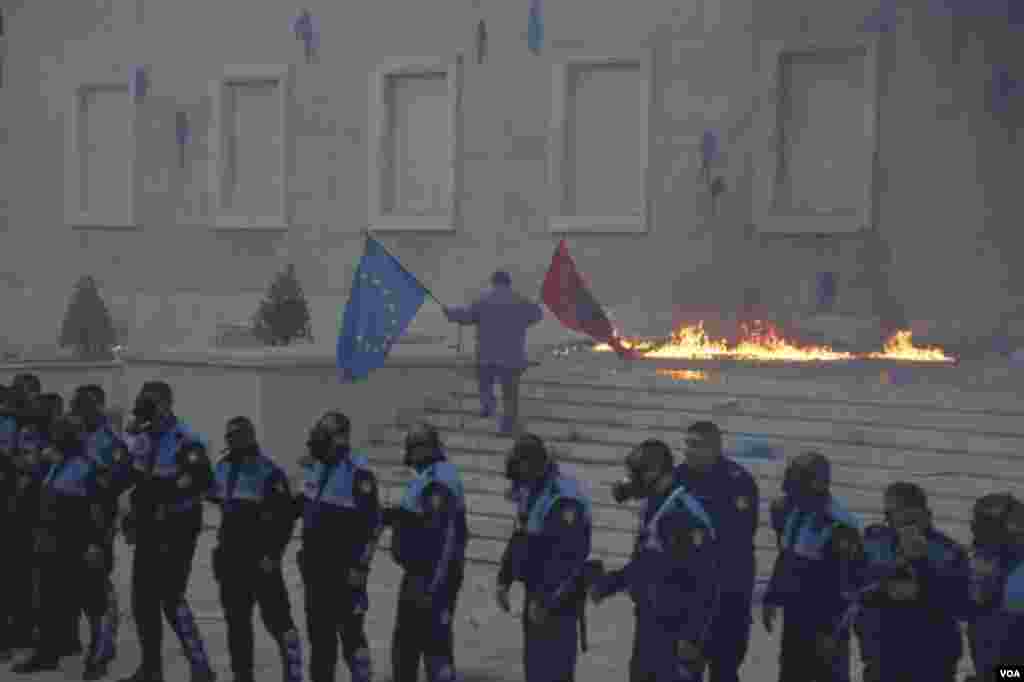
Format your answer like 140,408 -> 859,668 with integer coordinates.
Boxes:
0,414 -> 17,456
82,421 -> 130,540
498,464 -> 593,614
674,457 -> 759,593
207,447 -> 295,562
860,523 -> 968,659
117,417 -> 214,531
391,454 -> 468,594
763,495 -> 862,630
36,443 -> 110,553
296,447 -> 380,569
10,427 -> 50,537
967,544 -> 1023,677
598,484 -> 719,644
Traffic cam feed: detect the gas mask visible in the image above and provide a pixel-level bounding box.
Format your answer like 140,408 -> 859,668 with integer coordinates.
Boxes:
504,436 -> 550,497
404,429 -> 439,470
50,415 -> 84,452
970,494 -> 1014,549
225,422 -> 258,457
783,454 -> 831,511
70,393 -> 103,431
131,395 -> 161,425
612,447 -> 666,503
306,426 -> 333,460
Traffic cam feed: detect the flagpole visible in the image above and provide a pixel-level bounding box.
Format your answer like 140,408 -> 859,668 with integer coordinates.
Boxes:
362,228 -> 444,306
537,238 -> 564,303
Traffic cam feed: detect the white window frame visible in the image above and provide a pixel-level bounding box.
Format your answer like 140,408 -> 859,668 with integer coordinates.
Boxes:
752,38 -> 880,235
368,56 -> 464,233
209,64 -> 293,230
65,79 -> 140,229
548,52 -> 655,234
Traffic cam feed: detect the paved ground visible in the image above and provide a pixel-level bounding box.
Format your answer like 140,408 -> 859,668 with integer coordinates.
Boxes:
11,527 -> 975,682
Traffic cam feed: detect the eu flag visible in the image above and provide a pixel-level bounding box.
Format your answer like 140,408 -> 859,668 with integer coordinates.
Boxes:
337,237 -> 429,382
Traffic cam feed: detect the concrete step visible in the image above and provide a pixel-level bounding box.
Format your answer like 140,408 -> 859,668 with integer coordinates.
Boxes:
453,386 -> 1024,446
452,393 -> 1024,462
410,416 -> 1024,501
516,366 -> 1024,414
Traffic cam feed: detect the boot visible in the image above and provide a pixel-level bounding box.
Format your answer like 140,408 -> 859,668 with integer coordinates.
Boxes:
11,651 -> 60,673
279,629 -> 303,682
170,601 -> 214,681
116,668 -> 164,682
348,648 -> 373,682
83,657 -> 109,680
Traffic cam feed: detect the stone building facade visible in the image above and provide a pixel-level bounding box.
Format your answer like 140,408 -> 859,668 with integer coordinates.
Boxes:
0,0 -> 1020,356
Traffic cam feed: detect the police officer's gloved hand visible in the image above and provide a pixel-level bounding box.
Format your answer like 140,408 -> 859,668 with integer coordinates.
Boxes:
348,567 -> 367,589
84,544 -> 105,571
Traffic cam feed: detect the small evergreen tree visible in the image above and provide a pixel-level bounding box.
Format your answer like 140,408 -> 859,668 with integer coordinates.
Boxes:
251,264 -> 314,346
58,275 -> 117,360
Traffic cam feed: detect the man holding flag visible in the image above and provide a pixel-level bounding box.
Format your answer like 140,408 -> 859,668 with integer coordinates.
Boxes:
443,271 -> 544,435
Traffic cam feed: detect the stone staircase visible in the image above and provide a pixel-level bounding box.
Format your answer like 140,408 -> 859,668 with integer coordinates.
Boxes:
365,358 -> 1024,589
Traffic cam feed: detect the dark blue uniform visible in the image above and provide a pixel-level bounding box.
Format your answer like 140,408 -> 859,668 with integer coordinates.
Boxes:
30,440 -> 111,665
296,449 -> 381,682
965,545 -> 1024,678
763,496 -> 862,682
597,484 -> 719,682
77,420 -> 129,667
8,426 -> 51,650
673,458 -> 758,682
390,456 -> 469,682
498,464 -> 592,682
117,420 -> 216,678
0,414 -> 21,655
208,448 -> 301,682
860,523 -> 969,682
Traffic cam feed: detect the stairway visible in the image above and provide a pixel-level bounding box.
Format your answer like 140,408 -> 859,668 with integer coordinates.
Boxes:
365,359 -> 1024,586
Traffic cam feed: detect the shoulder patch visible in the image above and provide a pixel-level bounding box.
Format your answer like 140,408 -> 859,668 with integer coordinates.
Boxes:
431,491 -> 446,512
736,496 -> 749,511
562,505 -> 577,526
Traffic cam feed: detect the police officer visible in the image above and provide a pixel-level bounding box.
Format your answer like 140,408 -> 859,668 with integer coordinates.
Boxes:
595,438 -> 718,682
71,384 -> 130,677
495,434 -> 592,682
207,416 -> 303,682
387,422 -> 469,682
761,451 -> 863,682
12,411 -> 111,675
5,389 -> 50,659
964,492 -> 1016,681
998,499 -> 1024,652
674,421 -> 758,682
859,481 -> 969,682
0,384 -> 18,662
296,411 -> 380,682
116,381 -> 216,682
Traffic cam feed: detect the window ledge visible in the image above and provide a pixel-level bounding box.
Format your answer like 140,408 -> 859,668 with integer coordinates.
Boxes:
549,215 -> 648,234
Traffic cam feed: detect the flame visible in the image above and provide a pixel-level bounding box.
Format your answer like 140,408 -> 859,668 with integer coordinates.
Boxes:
864,330 -> 954,363
593,322 -> 956,363
655,369 -> 710,382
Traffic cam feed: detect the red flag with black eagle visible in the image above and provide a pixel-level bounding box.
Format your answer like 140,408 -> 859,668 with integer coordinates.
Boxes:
541,240 -> 638,358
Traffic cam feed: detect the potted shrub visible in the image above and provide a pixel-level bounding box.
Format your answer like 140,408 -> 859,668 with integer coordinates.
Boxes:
57,276 -> 117,360
251,264 -> 314,346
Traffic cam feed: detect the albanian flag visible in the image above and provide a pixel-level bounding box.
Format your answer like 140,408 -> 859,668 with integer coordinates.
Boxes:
541,240 -> 638,358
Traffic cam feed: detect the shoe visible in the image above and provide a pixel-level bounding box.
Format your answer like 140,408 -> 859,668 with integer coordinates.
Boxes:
58,641 -> 83,658
117,668 -> 164,682
190,666 -> 217,682
11,653 -> 59,673
83,659 -> 109,680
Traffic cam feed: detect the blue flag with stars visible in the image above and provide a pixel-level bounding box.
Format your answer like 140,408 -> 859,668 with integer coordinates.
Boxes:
337,237 -> 429,382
